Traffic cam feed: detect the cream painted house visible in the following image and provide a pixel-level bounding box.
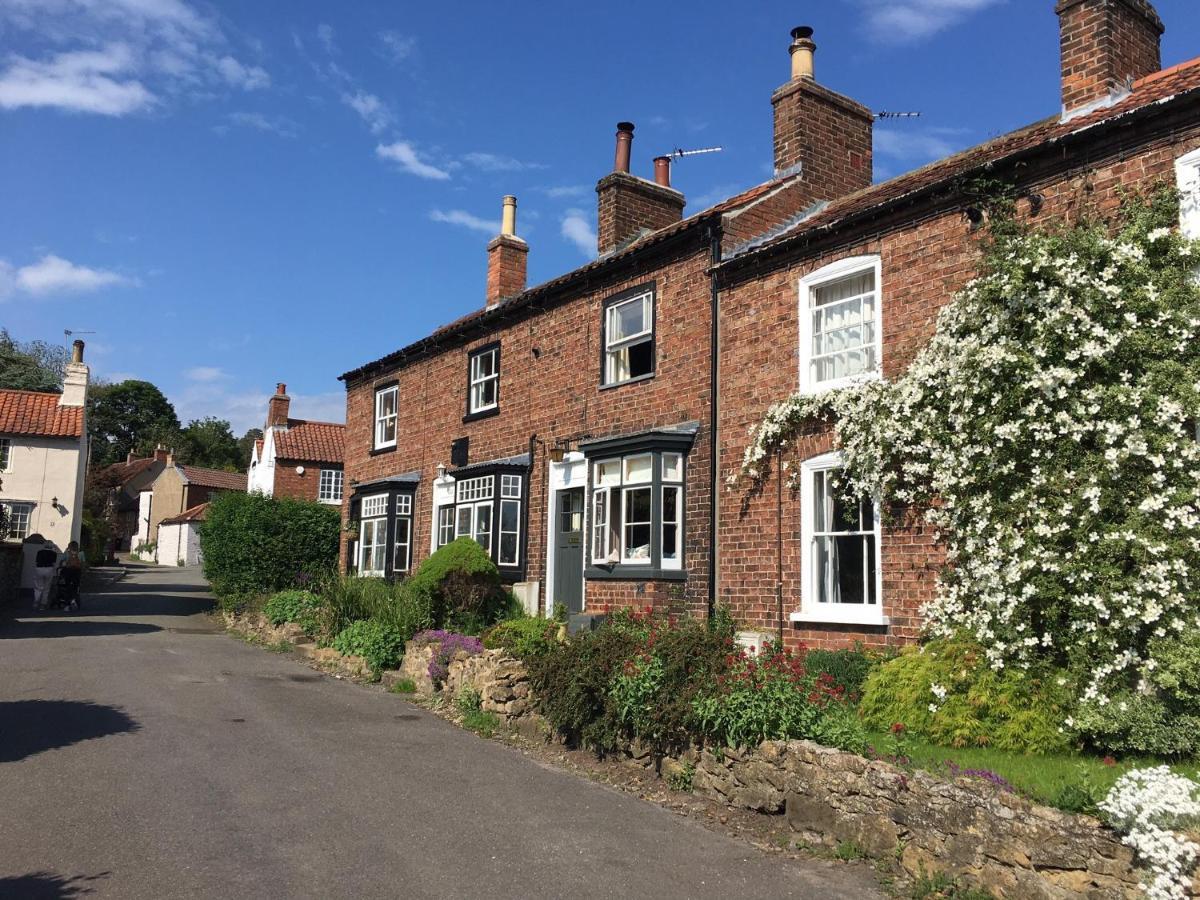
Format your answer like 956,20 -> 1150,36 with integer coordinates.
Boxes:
0,341 -> 90,587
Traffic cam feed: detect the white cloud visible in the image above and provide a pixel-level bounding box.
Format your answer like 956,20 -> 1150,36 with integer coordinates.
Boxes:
0,0 -> 270,116
225,111 -> 298,138
375,141 -> 450,180
857,0 -> 1003,44
378,31 -> 417,64
184,366 -> 227,382
0,254 -> 136,297
316,23 -> 337,55
461,152 -> 545,172
429,209 -> 499,234
173,385 -> 345,435
342,90 -> 392,134
0,44 -> 154,115
873,126 -> 971,165
541,185 -> 588,199
560,209 -> 596,258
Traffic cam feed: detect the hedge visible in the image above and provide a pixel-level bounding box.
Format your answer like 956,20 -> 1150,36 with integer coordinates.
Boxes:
200,491 -> 340,598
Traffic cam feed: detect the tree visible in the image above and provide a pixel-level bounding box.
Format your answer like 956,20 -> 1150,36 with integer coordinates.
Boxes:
177,417 -> 242,471
88,380 -> 180,466
0,329 -> 67,392
236,428 -> 263,468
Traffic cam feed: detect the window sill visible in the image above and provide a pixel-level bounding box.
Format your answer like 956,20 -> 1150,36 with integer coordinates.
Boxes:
798,371 -> 884,398
463,407 -> 500,424
789,609 -> 889,627
318,499 -> 343,505
599,372 -> 656,392
585,565 -> 687,582
369,445 -> 397,457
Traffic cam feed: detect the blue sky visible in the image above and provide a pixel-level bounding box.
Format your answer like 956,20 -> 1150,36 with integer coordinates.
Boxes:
3,0 -> 1199,435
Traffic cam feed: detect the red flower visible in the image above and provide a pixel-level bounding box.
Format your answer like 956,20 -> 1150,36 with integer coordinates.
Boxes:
1102,756 -> 1117,767
890,722 -> 906,734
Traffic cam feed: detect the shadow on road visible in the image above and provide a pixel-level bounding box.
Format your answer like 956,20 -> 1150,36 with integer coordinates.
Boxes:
0,700 -> 139,763
0,620 -> 163,639
0,871 -> 111,898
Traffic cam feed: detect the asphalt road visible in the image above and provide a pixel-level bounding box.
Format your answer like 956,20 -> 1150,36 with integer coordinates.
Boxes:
0,565 -> 882,900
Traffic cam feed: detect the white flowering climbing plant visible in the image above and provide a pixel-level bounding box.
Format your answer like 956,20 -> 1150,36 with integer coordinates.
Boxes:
1099,766 -> 1200,900
737,191 -> 1200,706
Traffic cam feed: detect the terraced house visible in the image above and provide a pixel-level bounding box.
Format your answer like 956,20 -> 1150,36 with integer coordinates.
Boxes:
341,1 -> 1200,644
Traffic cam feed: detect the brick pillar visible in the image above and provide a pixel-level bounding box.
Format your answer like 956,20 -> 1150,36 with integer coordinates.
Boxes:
486,234 -> 528,307
1056,0 -> 1163,116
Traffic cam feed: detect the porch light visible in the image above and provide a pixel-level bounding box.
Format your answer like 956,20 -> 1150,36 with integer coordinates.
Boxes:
548,446 -> 566,463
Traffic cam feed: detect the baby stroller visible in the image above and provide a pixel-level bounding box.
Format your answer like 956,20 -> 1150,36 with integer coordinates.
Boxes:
52,567 -> 81,612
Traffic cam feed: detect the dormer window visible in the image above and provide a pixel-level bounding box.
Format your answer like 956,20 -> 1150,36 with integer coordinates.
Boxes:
466,344 -> 500,419
602,286 -> 655,386
374,385 -> 398,450
798,256 -> 883,394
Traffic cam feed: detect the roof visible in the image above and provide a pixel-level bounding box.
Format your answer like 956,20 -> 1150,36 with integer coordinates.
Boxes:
100,456 -> 161,486
351,471 -> 421,494
0,389 -> 83,439
338,175 -> 798,384
160,502 -> 208,526
726,57 -> 1200,265
450,453 -> 531,476
179,465 -> 247,491
274,419 -> 345,464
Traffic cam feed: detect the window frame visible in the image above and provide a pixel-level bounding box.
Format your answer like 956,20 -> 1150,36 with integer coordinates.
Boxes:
434,466 -> 527,576
797,255 -> 884,396
349,485 -> 416,579
600,284 -> 656,388
2,501 -> 33,541
373,384 -> 399,451
0,437 -> 11,473
465,342 -> 501,421
1177,148 -> 1200,240
358,494 -> 389,577
585,449 -> 685,579
317,468 -> 344,504
794,451 -> 886,626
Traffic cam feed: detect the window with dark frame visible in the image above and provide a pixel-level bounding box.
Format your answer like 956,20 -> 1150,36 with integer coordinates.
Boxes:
393,493 -> 413,574
435,470 -> 525,570
602,287 -> 655,386
467,345 -> 500,416
589,450 -> 683,572
0,437 -> 11,472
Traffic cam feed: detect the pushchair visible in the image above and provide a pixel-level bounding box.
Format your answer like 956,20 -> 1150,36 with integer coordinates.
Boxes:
51,567 -> 82,612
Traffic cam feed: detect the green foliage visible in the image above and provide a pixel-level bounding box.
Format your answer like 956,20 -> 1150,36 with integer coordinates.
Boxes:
813,702 -> 870,755
406,537 -> 508,634
332,619 -> 405,674
314,575 -> 432,643
263,589 -> 322,634
0,329 -> 67,392
176,416 -> 243,471
665,761 -> 695,792
455,687 -> 482,715
910,869 -> 995,900
804,646 -> 876,699
482,617 -> 557,659
1073,691 -> 1200,758
200,492 -> 340,598
462,709 -> 500,738
88,379 -> 180,466
832,841 -> 866,862
80,509 -> 109,564
1051,764 -> 1105,816
858,640 -> 1073,754
388,678 -> 417,694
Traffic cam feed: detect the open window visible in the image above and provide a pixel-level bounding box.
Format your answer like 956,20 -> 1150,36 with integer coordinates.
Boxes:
798,256 -> 883,394
602,287 -> 655,386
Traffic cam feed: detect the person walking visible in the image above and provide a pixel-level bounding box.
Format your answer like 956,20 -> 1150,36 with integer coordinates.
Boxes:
32,541 -> 58,611
59,541 -> 84,611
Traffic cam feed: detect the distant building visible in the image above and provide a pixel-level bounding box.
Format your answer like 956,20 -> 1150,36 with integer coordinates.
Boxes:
247,383 -> 345,506
133,456 -> 246,554
95,446 -> 170,551
155,502 -> 207,567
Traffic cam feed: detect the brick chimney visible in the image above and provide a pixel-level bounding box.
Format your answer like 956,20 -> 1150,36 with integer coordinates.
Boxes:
1057,0 -> 1163,118
59,340 -> 88,408
266,383 -> 290,429
153,444 -> 169,463
486,195 -> 528,308
596,122 -> 685,256
771,27 -> 873,197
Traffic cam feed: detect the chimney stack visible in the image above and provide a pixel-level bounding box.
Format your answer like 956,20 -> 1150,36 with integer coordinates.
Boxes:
596,122 -> 685,255
771,26 -> 873,197
59,340 -> 88,408
266,382 -> 291,429
153,444 -> 169,463
1057,0 -> 1163,118
486,195 -> 528,308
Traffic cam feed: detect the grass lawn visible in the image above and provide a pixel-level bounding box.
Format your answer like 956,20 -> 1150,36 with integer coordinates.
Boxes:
869,732 -> 1200,812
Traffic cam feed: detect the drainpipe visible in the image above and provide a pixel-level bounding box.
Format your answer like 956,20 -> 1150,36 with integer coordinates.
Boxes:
707,223 -> 722,620
777,446 -> 784,644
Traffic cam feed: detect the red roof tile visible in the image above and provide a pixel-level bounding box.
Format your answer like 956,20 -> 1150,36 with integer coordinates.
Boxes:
274,420 -> 344,464
0,389 -> 83,439
160,502 -> 208,526
180,465 -> 246,491
99,456 -> 159,486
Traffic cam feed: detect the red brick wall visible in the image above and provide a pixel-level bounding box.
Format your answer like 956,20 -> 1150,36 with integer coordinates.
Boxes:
717,115 -> 1200,652
273,459 -> 341,503
771,78 -> 873,193
486,236 -> 528,305
1057,0 -> 1163,113
343,237 -> 715,618
597,173 -> 685,255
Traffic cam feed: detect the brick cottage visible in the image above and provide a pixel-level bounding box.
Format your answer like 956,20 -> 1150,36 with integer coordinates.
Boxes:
340,0 -> 1200,645
247,383 -> 346,506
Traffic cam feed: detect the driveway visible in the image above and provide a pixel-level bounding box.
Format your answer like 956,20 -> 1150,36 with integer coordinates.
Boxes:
0,565 -> 883,899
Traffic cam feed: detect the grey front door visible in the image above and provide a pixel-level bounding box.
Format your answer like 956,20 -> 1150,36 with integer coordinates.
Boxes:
553,488 -> 585,615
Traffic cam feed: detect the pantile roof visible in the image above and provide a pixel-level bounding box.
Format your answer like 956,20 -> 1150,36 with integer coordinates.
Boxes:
161,502 -> 208,526
0,389 -> 83,439
100,456 -> 160,486
275,419 -> 344,464
180,465 -> 247,491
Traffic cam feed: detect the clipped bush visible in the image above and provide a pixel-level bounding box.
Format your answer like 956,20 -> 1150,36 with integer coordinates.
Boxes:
332,619 -> 405,675
804,646 -> 876,699
858,639 -> 1073,753
406,538 -> 509,634
482,617 -> 557,659
201,492 -> 339,598
263,589 -> 322,634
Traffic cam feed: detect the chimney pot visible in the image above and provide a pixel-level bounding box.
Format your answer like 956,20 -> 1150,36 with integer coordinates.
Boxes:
614,121 -> 635,173
501,195 -> 517,236
653,155 -> 672,188
486,194 -> 528,307
71,339 -> 84,363
276,382 -> 286,395
790,25 -> 816,81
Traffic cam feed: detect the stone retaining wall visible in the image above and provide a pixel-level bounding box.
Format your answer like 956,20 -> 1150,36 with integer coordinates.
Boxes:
222,611 -> 370,680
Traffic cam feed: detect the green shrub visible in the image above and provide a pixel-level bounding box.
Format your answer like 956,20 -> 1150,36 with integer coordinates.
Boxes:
1073,691 -> 1200,758
388,678 -> 417,694
406,538 -> 508,634
483,617 -> 557,659
804,646 -> 876,699
263,589 -> 322,634
313,575 -> 432,643
332,619 -> 405,674
858,639 -> 1073,754
813,703 -> 870,755
201,492 -> 340,598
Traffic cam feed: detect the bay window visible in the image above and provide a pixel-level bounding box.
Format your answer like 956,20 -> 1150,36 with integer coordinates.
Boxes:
798,256 -> 883,394
393,494 -> 413,574
359,494 -> 388,576
374,385 -> 398,450
350,480 -> 417,579
795,451 -> 884,625
602,287 -> 655,386
587,445 -> 685,576
435,466 -> 526,572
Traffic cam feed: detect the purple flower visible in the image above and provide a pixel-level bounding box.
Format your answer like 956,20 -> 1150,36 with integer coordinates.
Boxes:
944,761 -> 1015,793
413,630 -> 483,682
